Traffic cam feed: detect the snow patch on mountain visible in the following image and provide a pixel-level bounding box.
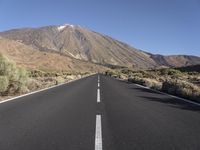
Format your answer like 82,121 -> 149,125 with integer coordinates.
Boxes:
57,24 -> 74,31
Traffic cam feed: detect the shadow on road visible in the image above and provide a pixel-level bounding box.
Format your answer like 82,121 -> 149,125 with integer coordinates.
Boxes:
111,78 -> 200,112
132,87 -> 164,95
139,95 -> 200,112
127,84 -> 200,112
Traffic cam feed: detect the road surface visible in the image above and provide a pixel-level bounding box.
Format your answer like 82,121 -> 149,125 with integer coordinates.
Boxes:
0,74 -> 200,150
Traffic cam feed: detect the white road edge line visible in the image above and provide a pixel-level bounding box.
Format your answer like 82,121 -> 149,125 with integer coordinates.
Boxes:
97,89 -> 100,103
95,115 -> 103,150
0,74 -> 94,104
134,83 -> 200,106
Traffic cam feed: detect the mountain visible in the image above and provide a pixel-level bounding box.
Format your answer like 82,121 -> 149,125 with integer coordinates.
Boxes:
150,54 -> 200,67
0,37 -> 107,72
0,24 -> 200,69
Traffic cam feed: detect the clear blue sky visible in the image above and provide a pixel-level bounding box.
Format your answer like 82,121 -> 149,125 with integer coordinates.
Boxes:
0,0 -> 200,56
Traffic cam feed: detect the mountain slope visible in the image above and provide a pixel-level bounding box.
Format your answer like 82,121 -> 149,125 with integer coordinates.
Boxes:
0,37 -> 107,72
1,24 -> 200,68
0,25 -> 158,68
150,54 -> 200,67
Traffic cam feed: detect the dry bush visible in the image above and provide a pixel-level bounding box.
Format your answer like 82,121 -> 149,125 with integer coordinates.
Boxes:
160,68 -> 182,76
0,53 -> 29,95
0,76 -> 9,94
142,78 -> 162,90
128,77 -> 162,90
104,70 -> 121,78
162,80 -> 200,101
26,78 -> 41,91
104,67 -> 200,103
55,76 -> 65,85
30,70 -> 46,77
121,69 -> 134,75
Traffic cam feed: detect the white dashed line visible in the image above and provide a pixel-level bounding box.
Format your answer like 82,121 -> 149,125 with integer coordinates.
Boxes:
97,89 -> 100,103
95,115 -> 103,150
95,75 -> 102,149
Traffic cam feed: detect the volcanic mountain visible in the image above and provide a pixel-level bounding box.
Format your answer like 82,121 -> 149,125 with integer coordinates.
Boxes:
0,36 -> 107,72
0,24 -> 200,69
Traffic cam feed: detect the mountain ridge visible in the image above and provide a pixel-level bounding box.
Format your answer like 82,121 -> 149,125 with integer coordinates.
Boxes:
0,24 -> 200,69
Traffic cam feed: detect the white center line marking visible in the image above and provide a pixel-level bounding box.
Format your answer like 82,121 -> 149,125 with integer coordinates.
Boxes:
98,82 -> 100,87
97,89 -> 100,103
95,115 -> 103,150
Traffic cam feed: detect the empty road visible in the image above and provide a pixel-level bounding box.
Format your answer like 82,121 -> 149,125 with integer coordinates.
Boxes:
0,74 -> 200,150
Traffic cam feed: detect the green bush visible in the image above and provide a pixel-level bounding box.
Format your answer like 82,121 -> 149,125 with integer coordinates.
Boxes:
0,53 -> 29,95
0,53 -> 8,75
16,68 -> 29,93
0,76 -> 9,94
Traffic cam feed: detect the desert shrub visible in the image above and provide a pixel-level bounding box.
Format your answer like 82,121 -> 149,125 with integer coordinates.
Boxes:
160,68 -> 181,76
16,68 -> 29,93
30,70 -> 46,77
104,70 -> 121,78
121,69 -> 134,75
0,53 -> 29,95
128,76 -> 144,84
162,80 -> 200,101
132,72 -> 144,78
55,76 -> 65,85
142,78 -> 162,90
26,78 -> 41,91
119,73 -> 128,80
128,77 -> 162,90
0,53 -> 9,75
0,53 -> 17,77
65,75 -> 76,80
187,72 -> 199,76
130,70 -> 157,79
0,76 -> 9,94
105,70 -> 114,76
80,72 -> 90,76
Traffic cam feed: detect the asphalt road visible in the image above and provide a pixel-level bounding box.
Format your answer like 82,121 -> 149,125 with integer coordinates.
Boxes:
0,74 -> 200,150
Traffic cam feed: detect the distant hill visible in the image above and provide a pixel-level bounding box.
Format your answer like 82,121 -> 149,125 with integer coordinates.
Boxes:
0,24 -> 200,69
150,54 -> 200,67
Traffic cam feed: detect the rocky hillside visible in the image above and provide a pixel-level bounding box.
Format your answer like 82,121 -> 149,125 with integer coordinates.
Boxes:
0,24 -> 200,69
0,37 -> 107,72
150,54 -> 200,67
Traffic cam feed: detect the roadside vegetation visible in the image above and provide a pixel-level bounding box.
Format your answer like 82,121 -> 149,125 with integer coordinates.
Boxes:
28,69 -> 90,90
104,68 -> 200,102
0,53 -> 29,95
0,53 -> 92,99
